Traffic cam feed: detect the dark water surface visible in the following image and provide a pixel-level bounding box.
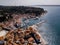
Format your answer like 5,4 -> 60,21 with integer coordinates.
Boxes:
28,6 -> 60,45
36,6 -> 60,45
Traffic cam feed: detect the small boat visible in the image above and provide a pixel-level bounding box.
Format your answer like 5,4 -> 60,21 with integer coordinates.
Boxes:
33,17 -> 39,20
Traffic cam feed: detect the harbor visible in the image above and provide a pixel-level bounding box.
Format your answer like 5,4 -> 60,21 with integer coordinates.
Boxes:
0,6 -> 47,45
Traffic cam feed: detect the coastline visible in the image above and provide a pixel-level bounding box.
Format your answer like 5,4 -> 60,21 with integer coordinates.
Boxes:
0,6 -> 47,45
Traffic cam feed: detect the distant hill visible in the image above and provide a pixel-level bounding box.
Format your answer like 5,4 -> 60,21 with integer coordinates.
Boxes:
0,6 -> 45,14
0,6 -> 46,22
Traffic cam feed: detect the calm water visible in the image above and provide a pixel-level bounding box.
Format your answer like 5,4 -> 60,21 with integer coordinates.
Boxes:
27,6 -> 60,45
36,6 -> 60,45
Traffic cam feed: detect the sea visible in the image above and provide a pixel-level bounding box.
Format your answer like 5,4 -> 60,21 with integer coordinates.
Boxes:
27,5 -> 60,45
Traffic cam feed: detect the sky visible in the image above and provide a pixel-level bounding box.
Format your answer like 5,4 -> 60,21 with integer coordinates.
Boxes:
0,0 -> 60,6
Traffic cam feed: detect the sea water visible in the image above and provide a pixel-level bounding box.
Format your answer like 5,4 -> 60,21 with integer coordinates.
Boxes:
39,6 -> 60,45
27,6 -> 60,45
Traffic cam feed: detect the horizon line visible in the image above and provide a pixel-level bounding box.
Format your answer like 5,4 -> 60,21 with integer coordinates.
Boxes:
0,5 -> 60,6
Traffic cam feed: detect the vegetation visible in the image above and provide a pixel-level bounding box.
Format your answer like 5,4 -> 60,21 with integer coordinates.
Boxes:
0,6 -> 46,22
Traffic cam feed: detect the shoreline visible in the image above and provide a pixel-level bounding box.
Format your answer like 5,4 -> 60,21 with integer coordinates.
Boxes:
0,6 -> 48,45
0,6 -> 47,22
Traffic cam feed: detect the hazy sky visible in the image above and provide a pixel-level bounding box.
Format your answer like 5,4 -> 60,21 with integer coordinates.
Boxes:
0,0 -> 60,6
